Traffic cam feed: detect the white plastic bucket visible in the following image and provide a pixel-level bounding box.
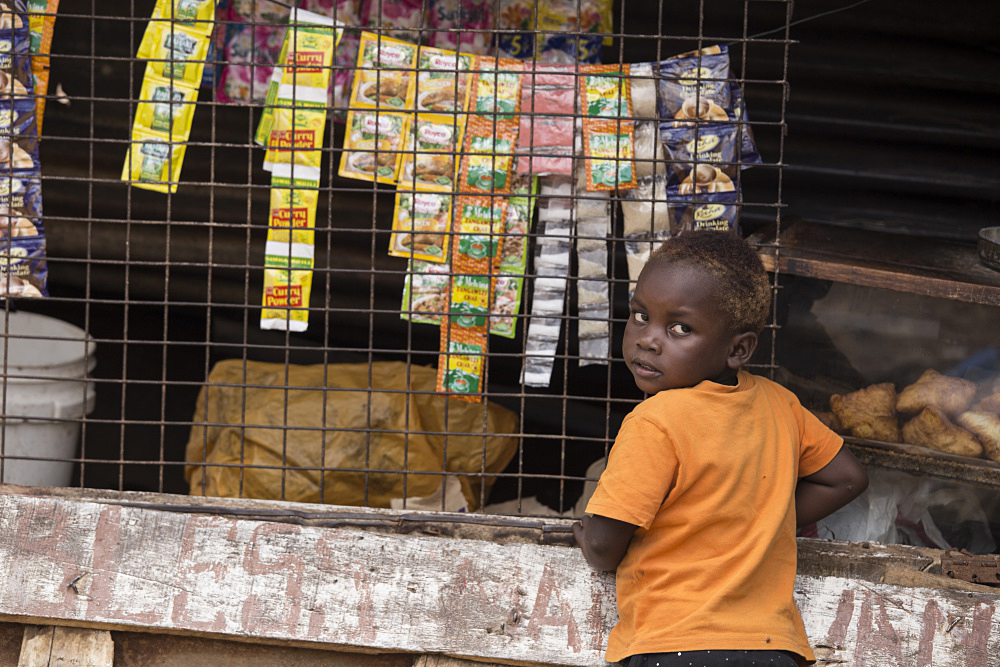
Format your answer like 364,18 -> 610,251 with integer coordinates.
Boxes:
0,312 -> 96,486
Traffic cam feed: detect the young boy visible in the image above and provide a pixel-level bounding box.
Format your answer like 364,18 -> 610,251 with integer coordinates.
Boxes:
573,231 -> 868,667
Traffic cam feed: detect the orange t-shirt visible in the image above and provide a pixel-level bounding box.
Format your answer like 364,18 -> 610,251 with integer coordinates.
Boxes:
586,371 -> 842,664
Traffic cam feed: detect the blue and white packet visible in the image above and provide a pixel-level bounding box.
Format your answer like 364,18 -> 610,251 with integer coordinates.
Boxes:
0,235 -> 46,297
661,123 -> 740,196
0,97 -> 39,172
0,0 -> 33,101
0,174 -> 42,231
671,191 -> 740,234
657,45 -> 732,126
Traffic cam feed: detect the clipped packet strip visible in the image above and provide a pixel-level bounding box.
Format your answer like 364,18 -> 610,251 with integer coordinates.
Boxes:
469,56 -> 522,124
255,9 -> 343,147
671,191 -> 741,235
26,0 -> 58,131
661,123 -> 739,197
520,182 -> 572,388
572,169 -> 610,366
490,174 -> 536,338
338,109 -> 408,184
123,5 -> 213,193
579,63 -> 631,120
657,44 -> 733,126
436,194 -> 508,401
620,174 -> 671,296
0,97 -> 41,174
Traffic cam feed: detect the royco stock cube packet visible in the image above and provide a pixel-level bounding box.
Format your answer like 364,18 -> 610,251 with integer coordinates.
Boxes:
135,75 -> 199,138
121,128 -> 187,193
410,45 -> 473,113
338,109 -> 408,184
398,113 -> 463,191
351,32 -> 417,111
389,189 -> 452,263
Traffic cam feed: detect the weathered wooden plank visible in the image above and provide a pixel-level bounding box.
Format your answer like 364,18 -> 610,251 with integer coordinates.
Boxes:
415,657 -> 506,667
112,632 -> 415,667
1,493 -> 999,666
18,626 -> 112,667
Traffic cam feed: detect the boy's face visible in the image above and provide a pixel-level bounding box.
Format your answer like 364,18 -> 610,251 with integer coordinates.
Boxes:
623,260 -> 739,394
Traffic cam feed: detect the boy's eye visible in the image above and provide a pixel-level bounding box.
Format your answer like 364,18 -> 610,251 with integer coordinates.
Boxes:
668,323 -> 691,335
632,311 -> 649,324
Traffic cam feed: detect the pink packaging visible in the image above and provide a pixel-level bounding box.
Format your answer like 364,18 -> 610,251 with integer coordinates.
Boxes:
426,0 -> 492,53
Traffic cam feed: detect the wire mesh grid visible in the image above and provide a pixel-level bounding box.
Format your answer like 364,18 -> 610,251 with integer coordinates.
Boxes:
0,0 -> 794,517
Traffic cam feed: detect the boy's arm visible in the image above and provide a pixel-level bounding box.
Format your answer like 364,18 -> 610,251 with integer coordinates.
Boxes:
573,513 -> 638,571
795,445 -> 868,528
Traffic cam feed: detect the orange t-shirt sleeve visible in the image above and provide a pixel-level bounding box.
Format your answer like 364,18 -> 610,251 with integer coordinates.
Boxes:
585,415 -> 679,529
796,402 -> 844,477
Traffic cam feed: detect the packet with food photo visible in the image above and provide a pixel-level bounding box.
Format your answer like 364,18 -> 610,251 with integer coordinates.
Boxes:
410,45 -> 473,113
351,32 -> 417,111
398,113 -> 463,191
260,267 -> 313,332
582,118 -> 635,191
389,189 -> 451,263
489,175 -> 535,338
469,56 -> 521,122
0,172 -> 41,226
658,45 -> 733,126
401,258 -> 451,325
143,22 -> 210,90
121,127 -> 187,193
262,89 -> 327,175
0,97 -> 38,172
0,5 -> 32,101
338,109 -> 408,184
267,164 -> 319,247
459,115 -> 516,194
0,235 -> 46,298
134,74 -> 199,139
661,123 -> 739,196
671,191 -> 740,233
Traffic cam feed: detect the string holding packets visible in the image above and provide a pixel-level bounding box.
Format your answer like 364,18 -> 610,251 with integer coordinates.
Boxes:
258,10 -> 341,332
0,0 -> 45,299
121,0 -> 214,193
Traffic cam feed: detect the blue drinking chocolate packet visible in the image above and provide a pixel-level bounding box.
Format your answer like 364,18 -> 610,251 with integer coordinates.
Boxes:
0,234 -> 45,297
658,45 -> 732,126
671,191 -> 740,235
661,123 -> 739,196
0,97 -> 39,172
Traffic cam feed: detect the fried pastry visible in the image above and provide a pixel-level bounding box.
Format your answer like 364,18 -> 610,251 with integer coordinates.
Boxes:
896,369 -> 976,417
901,406 -> 982,458
830,382 -> 901,443
956,411 -> 1000,463
974,393 -> 1000,413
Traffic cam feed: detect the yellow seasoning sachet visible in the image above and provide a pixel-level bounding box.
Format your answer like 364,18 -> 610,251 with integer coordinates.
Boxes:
121,127 -> 187,194
261,267 -> 314,333
262,90 -> 327,175
267,164 -> 319,247
134,74 -> 199,139
138,0 -> 216,58
255,11 -> 343,146
338,109 -> 408,184
143,22 -> 210,90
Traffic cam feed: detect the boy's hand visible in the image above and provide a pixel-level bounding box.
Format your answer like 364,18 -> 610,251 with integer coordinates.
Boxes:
573,514 -> 637,571
795,445 -> 869,528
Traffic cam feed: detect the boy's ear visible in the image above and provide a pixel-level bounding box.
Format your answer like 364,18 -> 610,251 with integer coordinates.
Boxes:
727,331 -> 759,370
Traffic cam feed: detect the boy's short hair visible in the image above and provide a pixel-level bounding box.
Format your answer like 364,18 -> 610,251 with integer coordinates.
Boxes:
647,231 -> 771,334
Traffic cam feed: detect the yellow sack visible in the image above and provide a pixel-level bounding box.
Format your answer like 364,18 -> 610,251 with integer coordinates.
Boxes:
186,360 -> 519,510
